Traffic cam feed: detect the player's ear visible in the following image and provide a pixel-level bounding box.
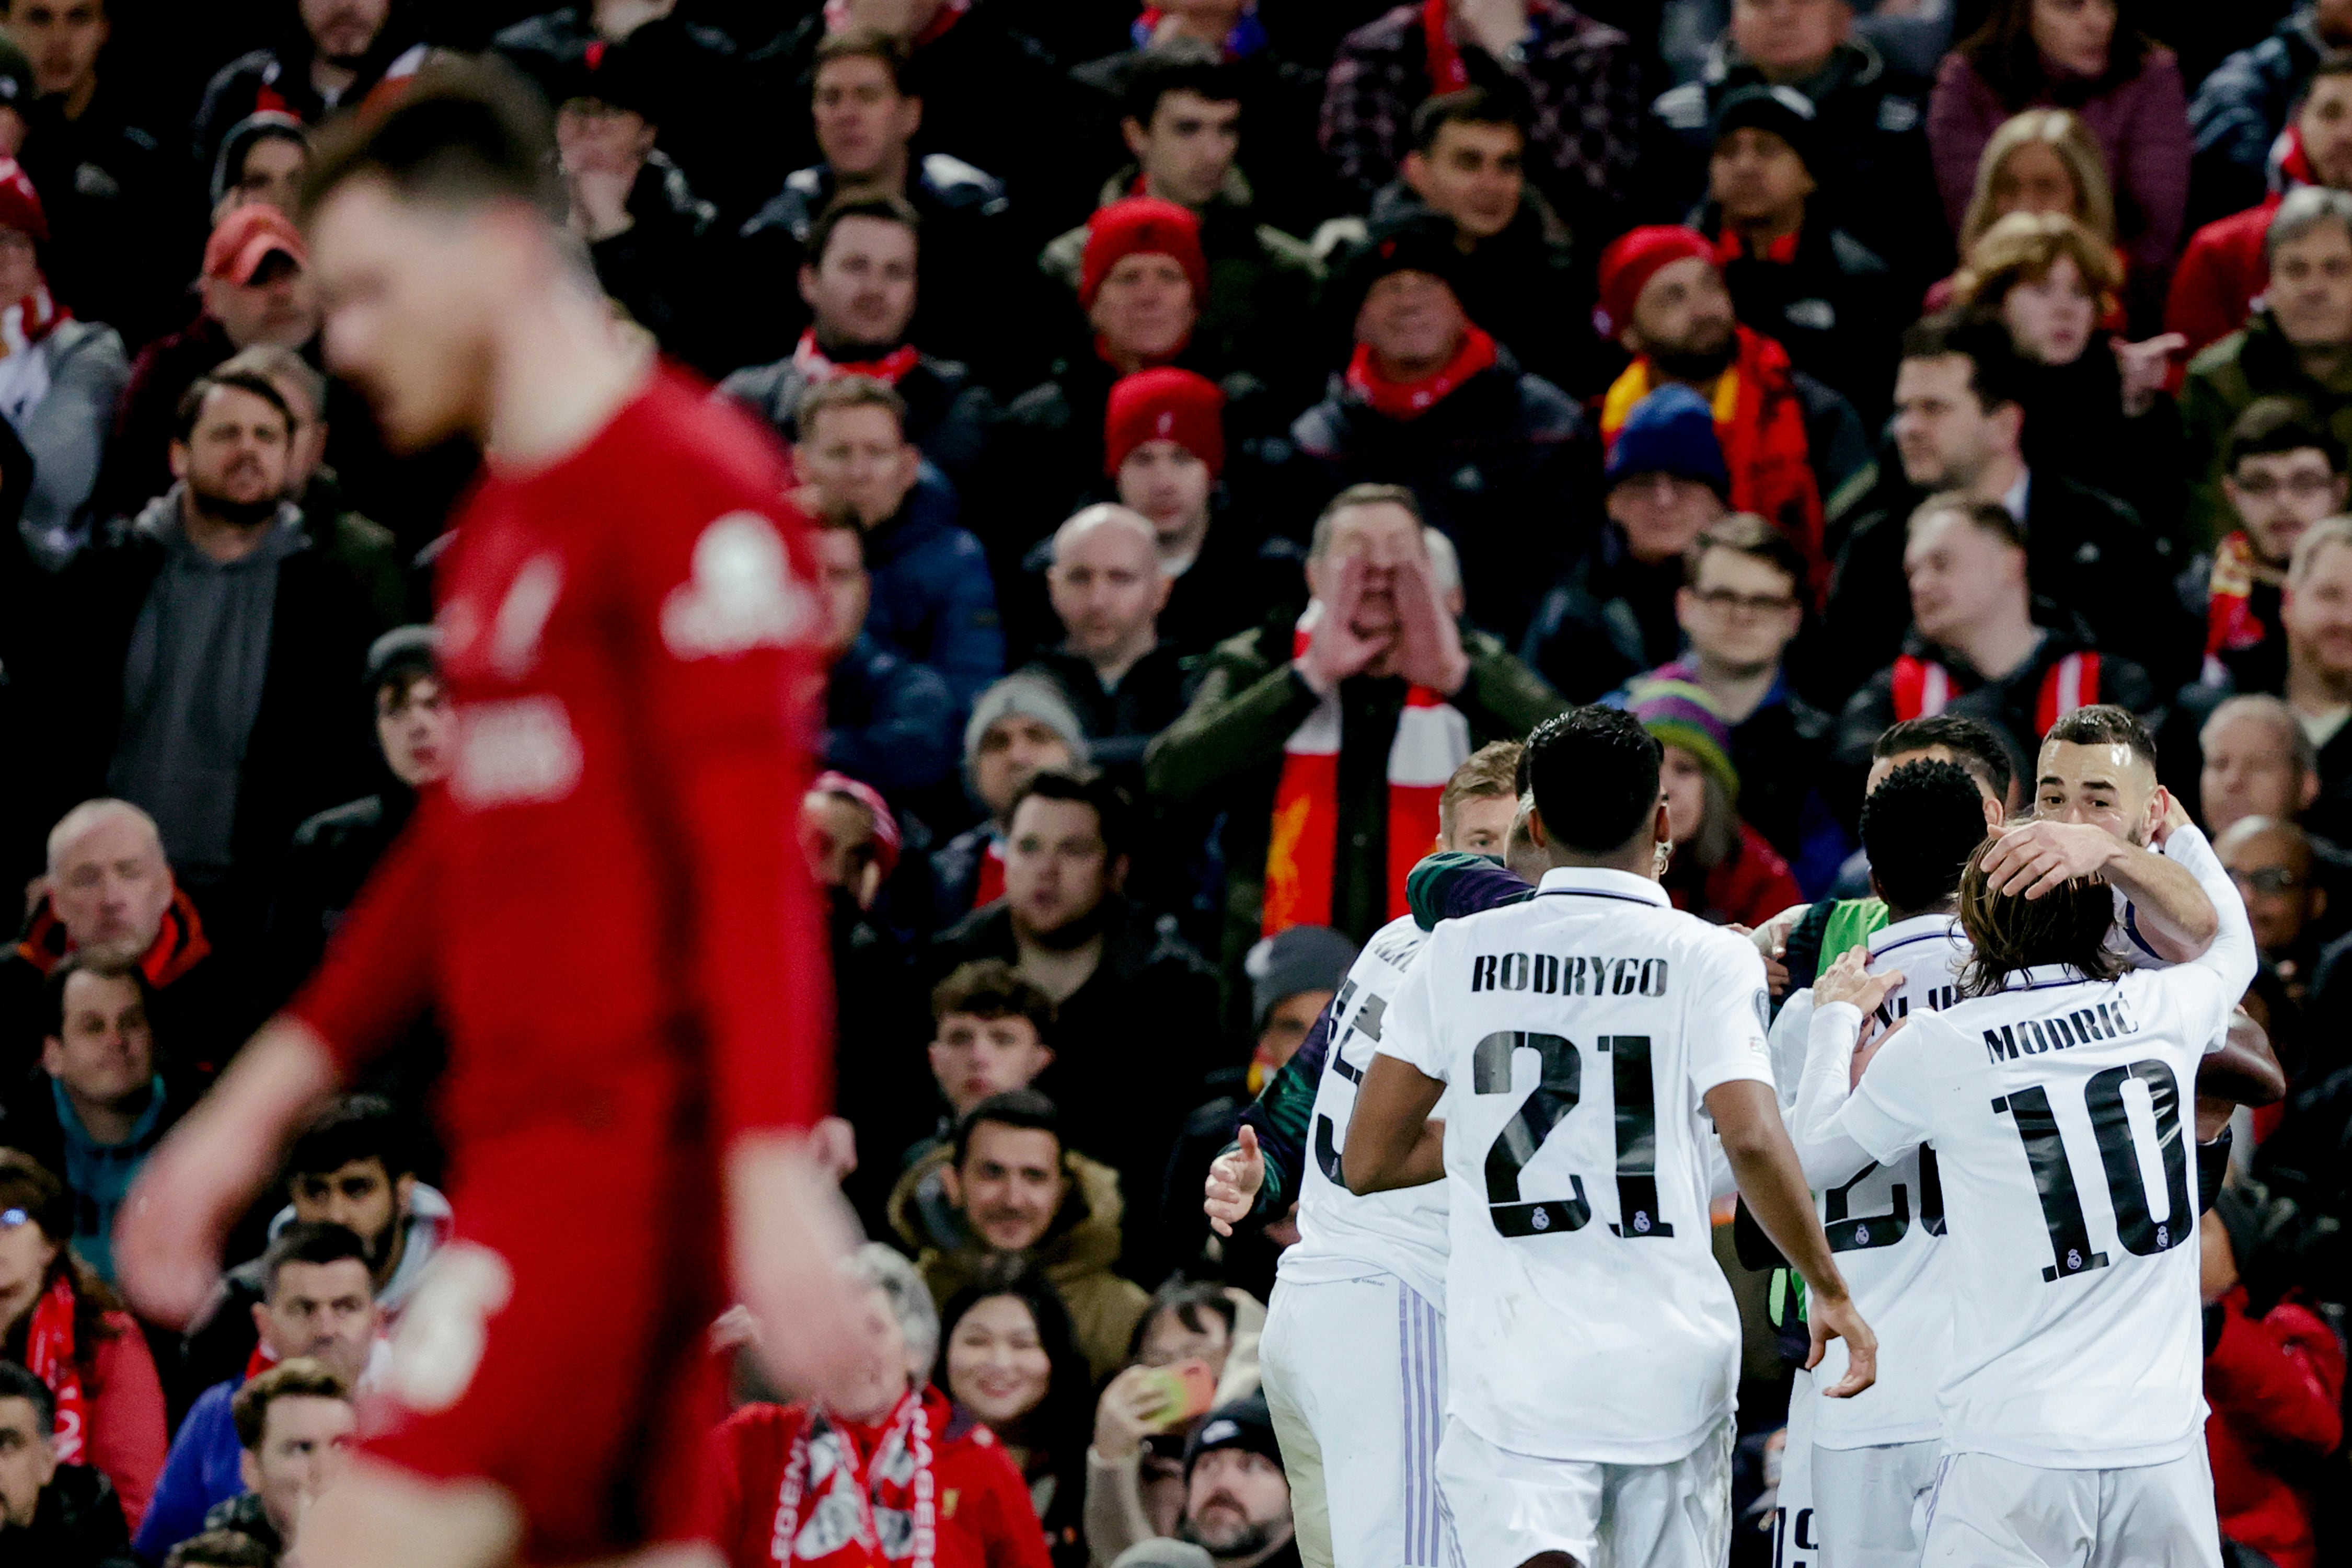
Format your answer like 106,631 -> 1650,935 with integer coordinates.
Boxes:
937,1162 -> 961,1208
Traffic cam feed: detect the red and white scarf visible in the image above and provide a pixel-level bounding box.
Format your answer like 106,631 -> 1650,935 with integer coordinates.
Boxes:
1264,605 -> 1469,936
24,1275 -> 86,1463
1892,650 -> 2100,737
771,1388 -> 938,1568
1344,326 -> 1497,422
794,330 -> 922,389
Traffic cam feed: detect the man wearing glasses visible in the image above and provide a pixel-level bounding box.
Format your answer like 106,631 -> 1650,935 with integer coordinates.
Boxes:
2204,397 -> 2352,694
1616,511 -> 1848,895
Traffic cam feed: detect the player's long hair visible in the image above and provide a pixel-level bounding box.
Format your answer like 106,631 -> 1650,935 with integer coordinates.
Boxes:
1954,839 -> 2123,998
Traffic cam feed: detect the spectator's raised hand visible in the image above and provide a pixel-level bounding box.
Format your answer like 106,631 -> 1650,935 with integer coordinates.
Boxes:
1296,552 -> 1387,695
2113,333 -> 2185,418
1389,550 -> 1469,696
1094,1364 -> 1176,1460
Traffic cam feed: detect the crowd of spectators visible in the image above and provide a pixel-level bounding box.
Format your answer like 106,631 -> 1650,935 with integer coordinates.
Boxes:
9,0 -> 2352,1564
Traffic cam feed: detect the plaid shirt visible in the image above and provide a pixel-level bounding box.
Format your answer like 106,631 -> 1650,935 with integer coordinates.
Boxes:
1320,0 -> 1644,211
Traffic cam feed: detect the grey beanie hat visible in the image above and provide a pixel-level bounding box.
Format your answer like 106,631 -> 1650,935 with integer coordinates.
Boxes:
1245,925 -> 1359,1032
963,674 -> 1090,769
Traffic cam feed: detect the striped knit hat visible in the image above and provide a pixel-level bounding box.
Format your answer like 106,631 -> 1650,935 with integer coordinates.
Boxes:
1625,677 -> 1738,803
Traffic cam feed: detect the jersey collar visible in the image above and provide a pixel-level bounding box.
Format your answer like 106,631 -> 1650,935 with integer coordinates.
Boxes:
1870,912 -> 1964,957
1994,962 -> 2088,993
1535,866 -> 1671,907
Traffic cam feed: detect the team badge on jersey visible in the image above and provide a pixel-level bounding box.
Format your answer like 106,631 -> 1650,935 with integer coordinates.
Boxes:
452,696 -> 584,808
661,511 -> 810,659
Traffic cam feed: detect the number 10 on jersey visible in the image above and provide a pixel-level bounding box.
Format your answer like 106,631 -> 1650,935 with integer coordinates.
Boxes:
1473,1031 -> 1673,1241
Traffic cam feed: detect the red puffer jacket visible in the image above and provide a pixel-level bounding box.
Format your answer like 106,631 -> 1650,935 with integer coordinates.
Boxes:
2206,1286 -> 2345,1568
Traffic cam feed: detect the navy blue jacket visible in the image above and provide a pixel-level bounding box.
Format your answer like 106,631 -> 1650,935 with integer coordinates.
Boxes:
825,633 -> 957,799
860,490 -> 1005,717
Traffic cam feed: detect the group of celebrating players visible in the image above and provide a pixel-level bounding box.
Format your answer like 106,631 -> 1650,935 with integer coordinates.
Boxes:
1206,702 -> 2272,1567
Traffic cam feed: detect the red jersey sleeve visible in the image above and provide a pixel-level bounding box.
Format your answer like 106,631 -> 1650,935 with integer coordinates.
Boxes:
612,472 -> 833,1143
283,793 -> 444,1076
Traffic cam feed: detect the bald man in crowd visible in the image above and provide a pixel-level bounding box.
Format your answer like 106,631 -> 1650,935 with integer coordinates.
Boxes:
1020,504 -> 1190,785
2199,694 -> 2324,839
0,800 -> 260,1106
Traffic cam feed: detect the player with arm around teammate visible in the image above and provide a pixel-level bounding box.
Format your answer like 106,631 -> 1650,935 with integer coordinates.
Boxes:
1808,817 -> 2264,1566
1341,707 -> 1875,1568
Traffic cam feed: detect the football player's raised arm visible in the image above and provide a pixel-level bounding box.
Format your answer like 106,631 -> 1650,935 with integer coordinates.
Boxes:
1343,1052 -> 1448,1194
1788,951 -> 1907,1182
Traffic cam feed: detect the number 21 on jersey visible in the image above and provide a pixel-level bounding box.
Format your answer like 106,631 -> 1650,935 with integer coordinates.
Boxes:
1473,1031 -> 1673,1240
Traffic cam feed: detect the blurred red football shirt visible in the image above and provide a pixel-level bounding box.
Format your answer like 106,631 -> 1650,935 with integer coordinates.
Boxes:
286,366 -> 833,1561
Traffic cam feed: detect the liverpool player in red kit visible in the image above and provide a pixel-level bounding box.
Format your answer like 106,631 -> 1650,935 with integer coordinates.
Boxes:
114,63 -> 863,1568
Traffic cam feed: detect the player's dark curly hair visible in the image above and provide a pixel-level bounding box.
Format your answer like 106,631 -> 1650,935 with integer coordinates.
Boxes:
1525,706 -> 1661,855
1860,761 -> 1990,917
1955,838 -> 2122,998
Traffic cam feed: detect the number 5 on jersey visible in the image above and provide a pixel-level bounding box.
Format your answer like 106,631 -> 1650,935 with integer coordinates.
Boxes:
1473,1031 -> 1672,1241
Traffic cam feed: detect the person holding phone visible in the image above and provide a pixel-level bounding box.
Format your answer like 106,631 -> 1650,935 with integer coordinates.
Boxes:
1086,1390 -> 1297,1568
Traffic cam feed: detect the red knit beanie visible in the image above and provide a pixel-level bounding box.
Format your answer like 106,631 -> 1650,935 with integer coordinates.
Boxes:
1594,225 -> 1714,340
0,159 -> 48,244
1104,367 -> 1225,477
1079,197 -> 1209,310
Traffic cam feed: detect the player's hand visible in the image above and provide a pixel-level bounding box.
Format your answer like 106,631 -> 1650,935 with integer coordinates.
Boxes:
709,1303 -> 763,1355
1750,904 -> 1808,963
1813,950 -> 1901,1017
1805,1288 -> 1878,1399
2154,786 -> 2191,847
728,1132 -> 866,1398
809,1116 -> 859,1184
1851,1014 -> 1909,1090
1728,925 -> 1793,996
1204,1126 -> 1266,1237
1295,554 -> 1389,695
1979,820 -> 2117,900
1388,550 -> 1470,696
1094,1365 -> 1171,1459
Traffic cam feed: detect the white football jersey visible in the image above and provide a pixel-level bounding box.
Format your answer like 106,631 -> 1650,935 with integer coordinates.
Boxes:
1379,866 -> 1774,1465
1769,913 -> 1973,1449
1279,914 -> 1450,1306
1824,886 -> 2254,1468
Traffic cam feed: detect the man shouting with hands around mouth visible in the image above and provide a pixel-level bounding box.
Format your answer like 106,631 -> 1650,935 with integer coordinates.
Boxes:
1145,482 -> 1566,976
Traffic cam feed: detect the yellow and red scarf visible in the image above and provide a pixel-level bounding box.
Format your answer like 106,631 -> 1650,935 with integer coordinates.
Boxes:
1599,325 -> 1827,601
1263,605 -> 1470,936
2205,531 -> 2272,683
